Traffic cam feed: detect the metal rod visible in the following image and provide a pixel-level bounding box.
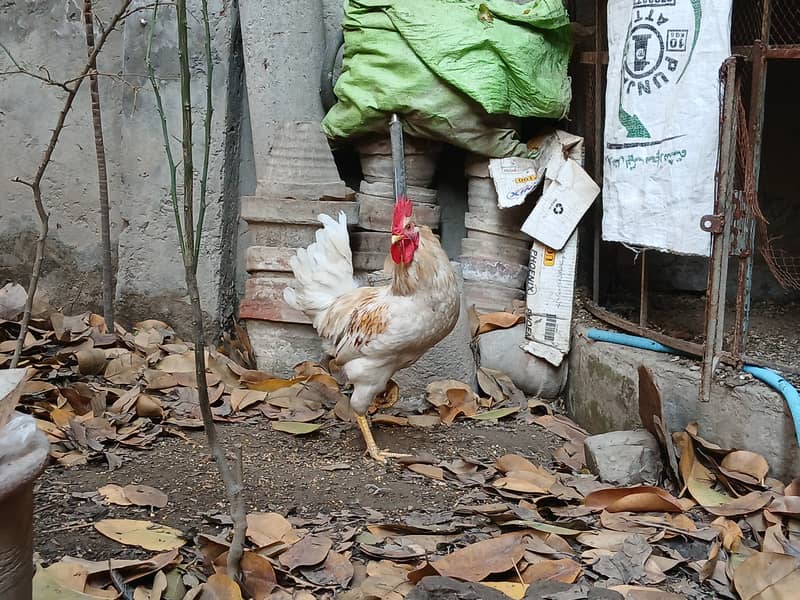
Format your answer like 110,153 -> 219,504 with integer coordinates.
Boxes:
639,251 -> 648,327
732,38 -> 769,360
700,58 -> 740,402
389,113 -> 406,204
592,1 -> 604,304
585,301 -> 800,376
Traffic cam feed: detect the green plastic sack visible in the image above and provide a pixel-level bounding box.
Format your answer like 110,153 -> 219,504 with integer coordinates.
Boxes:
322,0 -> 572,158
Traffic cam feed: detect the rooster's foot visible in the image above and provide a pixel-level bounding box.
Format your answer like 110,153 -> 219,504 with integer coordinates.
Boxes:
366,446 -> 412,464
356,414 -> 411,463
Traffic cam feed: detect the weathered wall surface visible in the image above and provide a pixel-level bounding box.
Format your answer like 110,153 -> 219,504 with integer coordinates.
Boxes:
568,324 -> 800,481
0,0 -> 242,336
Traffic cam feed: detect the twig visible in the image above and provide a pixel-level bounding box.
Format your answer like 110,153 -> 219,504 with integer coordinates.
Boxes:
145,0 -> 184,257
149,0 -> 246,583
83,0 -> 115,331
8,0 -> 132,369
227,443 -> 247,578
194,0 -> 213,266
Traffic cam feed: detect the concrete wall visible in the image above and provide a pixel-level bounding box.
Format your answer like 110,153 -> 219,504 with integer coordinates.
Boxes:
568,324 -> 799,482
0,0 -> 243,336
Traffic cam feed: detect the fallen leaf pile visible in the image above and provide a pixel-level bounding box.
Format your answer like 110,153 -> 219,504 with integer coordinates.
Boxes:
8,294 -> 800,599
2,302 -> 539,472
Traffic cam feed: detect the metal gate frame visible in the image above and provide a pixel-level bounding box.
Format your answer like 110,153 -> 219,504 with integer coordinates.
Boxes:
573,0 -> 799,402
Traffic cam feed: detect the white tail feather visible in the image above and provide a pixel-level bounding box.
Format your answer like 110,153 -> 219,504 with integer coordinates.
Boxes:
283,212 -> 356,324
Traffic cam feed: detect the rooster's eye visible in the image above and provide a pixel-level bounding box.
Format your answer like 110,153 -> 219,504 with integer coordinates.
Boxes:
405,223 -> 413,231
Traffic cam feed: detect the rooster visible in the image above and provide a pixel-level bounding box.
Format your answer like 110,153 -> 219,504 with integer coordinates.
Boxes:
284,197 -> 459,462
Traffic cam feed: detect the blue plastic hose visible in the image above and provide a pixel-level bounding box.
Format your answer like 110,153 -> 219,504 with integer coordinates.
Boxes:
586,327 -> 800,447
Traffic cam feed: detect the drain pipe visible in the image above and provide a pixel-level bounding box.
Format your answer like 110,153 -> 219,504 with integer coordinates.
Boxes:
586,328 -> 800,447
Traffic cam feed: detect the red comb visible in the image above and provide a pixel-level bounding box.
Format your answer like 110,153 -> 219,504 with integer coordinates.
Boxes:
391,196 -> 413,233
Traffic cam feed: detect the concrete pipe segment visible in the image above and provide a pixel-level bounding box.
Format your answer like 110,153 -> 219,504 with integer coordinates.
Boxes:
0,412 -> 49,599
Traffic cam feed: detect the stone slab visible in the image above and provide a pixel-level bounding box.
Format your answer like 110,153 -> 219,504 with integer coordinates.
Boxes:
357,193 -> 439,233
241,196 -> 359,226
584,430 -> 663,486
246,320 -> 326,378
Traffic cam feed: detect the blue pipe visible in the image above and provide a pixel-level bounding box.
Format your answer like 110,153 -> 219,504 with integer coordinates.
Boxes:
586,328 -> 800,447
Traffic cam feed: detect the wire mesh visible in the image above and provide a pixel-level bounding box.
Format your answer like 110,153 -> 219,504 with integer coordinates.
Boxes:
732,0 -> 764,45
769,0 -> 800,46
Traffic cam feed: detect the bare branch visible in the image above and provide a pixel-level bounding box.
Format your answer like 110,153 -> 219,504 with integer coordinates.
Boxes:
9,0 -> 134,368
83,0 -> 116,331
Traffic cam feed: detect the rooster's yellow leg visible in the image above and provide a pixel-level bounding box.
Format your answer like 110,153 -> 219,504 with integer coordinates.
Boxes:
355,414 -> 410,463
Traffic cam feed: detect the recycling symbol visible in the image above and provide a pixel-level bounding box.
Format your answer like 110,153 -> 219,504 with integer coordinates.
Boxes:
553,203 -> 564,215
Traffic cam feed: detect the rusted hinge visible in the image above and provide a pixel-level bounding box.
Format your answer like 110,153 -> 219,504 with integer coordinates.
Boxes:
700,214 -> 725,234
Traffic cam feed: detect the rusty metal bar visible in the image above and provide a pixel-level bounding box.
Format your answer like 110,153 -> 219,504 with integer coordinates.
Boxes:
732,38 -> 769,360
639,252 -> 648,327
700,57 -> 740,402
585,301 -> 800,376
765,46 -> 800,59
592,1 -> 605,304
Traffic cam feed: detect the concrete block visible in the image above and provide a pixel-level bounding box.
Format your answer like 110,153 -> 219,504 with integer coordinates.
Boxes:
357,136 -> 442,188
568,324 -> 800,482
241,196 -> 359,226
245,246 -> 295,273
467,229 -> 532,251
463,281 -> 524,314
240,275 -> 309,324
459,255 -> 528,289
359,180 -> 438,204
583,430 -> 663,486
460,237 -> 530,266
248,223 -> 322,249
246,320 -> 326,378
464,213 -> 531,242
357,193 -> 439,233
477,325 -> 567,398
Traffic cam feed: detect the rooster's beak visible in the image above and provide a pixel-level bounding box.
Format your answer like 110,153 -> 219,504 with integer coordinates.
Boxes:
391,234 -> 402,244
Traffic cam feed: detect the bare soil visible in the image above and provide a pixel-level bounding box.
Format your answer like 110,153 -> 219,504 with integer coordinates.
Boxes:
33,416 -> 560,564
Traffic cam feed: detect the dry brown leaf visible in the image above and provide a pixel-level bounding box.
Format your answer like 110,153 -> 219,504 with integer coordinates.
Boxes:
246,513 -> 300,547
76,348 -> 107,376
584,486 -> 685,513
246,377 -> 295,393
721,450 -> 770,486
94,519 -> 184,551
136,394 -> 163,419
477,311 -> 523,334
521,557 -> 582,584
576,530 -> 634,551
200,573 -> 244,600
424,530 -> 530,582
785,480 -> 800,497
733,551 -> 800,599
711,517 -> 743,551
609,585 -> 686,599
371,414 -> 409,426
213,551 -> 277,598
768,496 -> 800,518
300,550 -> 354,587
704,492 -> 774,517
533,414 -> 589,444
493,469 -> 555,494
407,463 -> 445,481
278,534 -> 332,570
123,484 -> 168,508
98,484 -> 132,506
231,388 -> 267,412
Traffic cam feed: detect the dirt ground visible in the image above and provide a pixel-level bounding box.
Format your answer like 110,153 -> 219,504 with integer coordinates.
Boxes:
33,416 -> 561,565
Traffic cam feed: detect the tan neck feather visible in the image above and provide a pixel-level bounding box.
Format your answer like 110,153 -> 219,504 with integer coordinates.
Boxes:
385,227 -> 454,296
